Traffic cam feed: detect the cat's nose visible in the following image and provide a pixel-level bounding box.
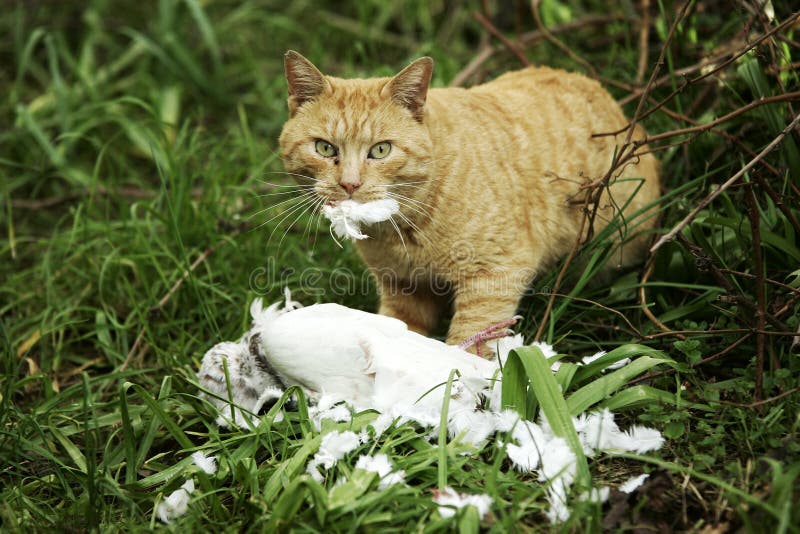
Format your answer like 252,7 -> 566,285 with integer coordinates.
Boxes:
340,181 -> 361,196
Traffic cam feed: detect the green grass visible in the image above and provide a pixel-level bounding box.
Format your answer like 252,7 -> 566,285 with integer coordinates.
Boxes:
2,0 -> 800,531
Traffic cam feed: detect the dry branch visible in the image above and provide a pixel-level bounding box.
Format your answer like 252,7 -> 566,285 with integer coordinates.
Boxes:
651,112 -> 800,254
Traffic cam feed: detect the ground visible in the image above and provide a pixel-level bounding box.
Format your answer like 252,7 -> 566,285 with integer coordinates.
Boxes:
1,0 -> 799,531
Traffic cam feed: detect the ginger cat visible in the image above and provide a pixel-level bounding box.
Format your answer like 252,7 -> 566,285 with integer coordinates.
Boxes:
279,51 -> 660,354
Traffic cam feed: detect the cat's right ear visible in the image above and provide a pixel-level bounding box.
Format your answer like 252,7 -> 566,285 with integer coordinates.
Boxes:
383,57 -> 434,122
284,51 -> 330,116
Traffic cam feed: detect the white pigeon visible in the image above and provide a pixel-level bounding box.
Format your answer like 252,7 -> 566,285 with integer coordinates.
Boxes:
197,291 -> 504,424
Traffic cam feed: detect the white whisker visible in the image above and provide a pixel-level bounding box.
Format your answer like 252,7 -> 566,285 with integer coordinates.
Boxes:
262,171 -> 323,183
387,216 -> 410,259
255,194 -> 319,233
276,195 -> 320,250
248,191 -> 318,219
384,191 -> 434,213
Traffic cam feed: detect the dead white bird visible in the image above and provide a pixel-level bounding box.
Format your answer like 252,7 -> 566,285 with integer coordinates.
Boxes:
198,291 -> 510,425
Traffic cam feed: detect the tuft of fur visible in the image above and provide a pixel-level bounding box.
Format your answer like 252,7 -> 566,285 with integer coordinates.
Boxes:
279,52 -> 661,354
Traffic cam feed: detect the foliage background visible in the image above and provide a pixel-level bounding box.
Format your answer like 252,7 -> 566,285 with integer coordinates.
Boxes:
1,0 -> 798,531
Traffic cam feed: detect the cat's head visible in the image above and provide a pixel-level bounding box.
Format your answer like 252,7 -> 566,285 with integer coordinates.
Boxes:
278,51 -> 434,207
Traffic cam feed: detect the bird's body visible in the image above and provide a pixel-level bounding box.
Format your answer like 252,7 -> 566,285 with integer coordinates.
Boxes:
198,295 -> 503,426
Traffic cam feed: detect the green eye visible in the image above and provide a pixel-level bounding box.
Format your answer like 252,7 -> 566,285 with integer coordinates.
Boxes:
315,140 -> 337,158
368,141 -> 391,159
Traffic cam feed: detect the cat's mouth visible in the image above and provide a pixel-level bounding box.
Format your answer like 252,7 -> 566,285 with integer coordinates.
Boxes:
322,199 -> 400,241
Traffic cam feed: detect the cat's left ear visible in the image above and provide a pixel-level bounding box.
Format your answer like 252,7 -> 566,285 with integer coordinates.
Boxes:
383,57 -> 433,122
284,50 -> 330,116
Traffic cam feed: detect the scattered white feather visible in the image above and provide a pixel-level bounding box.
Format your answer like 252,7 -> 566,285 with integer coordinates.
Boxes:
448,407 -> 498,446
581,351 -> 606,365
323,199 -> 399,240
618,473 -> 650,493
606,358 -> 631,370
368,413 -> 396,439
579,486 -> 610,503
576,409 -> 621,454
494,409 -> 523,433
355,454 -> 406,489
620,426 -> 665,453
528,341 -> 562,371
156,479 -> 195,524
307,430 -> 361,482
308,396 -> 353,431
493,334 -> 525,366
432,487 -> 493,519
191,451 -> 217,475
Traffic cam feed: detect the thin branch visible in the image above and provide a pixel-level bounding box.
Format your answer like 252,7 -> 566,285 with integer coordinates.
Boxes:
745,185 -> 767,402
532,291 -> 643,338
636,0 -> 651,83
717,386 -> 800,408
619,12 -> 800,106
596,92 -> 800,140
472,11 -> 531,66
651,112 -> 800,253
450,14 -> 625,86
639,92 -> 800,144
639,256 -> 686,338
534,195 -> 592,341
529,0 -> 597,76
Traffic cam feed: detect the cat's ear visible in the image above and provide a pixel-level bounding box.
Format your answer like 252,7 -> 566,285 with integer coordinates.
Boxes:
383,57 -> 434,122
284,50 -> 330,116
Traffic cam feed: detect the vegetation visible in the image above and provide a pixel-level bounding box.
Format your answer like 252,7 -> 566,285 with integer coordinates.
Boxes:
1,0 -> 798,531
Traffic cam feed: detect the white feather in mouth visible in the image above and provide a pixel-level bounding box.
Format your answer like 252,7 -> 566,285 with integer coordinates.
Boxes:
322,198 -> 399,240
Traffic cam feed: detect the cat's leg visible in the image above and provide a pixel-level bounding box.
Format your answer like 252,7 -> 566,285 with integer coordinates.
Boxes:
377,280 -> 444,335
446,274 -> 525,356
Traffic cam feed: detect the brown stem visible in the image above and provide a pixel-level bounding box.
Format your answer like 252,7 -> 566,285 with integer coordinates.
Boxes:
639,256 -> 686,339
745,185 -> 767,403
651,112 -> 800,254
534,196 -> 591,341
472,11 -> 531,66
636,0 -> 651,83
529,0 -> 597,76
450,14 -> 625,87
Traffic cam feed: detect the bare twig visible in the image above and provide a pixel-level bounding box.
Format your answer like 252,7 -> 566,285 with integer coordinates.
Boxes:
619,12 -> 800,106
533,291 -> 643,338
472,11 -> 531,66
534,195 -> 592,341
596,92 -> 800,141
717,386 -> 800,408
450,14 -> 624,86
450,46 -> 494,87
580,1 -> 691,244
638,92 -> 800,144
745,185 -> 767,402
752,172 -> 800,237
636,0 -> 651,83
674,233 -> 788,332
651,112 -> 800,253
639,256 -> 686,338
529,0 -> 597,76
627,333 -> 752,385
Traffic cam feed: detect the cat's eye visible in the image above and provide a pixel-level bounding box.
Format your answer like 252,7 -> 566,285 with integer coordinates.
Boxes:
315,140 -> 338,158
368,141 -> 392,159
